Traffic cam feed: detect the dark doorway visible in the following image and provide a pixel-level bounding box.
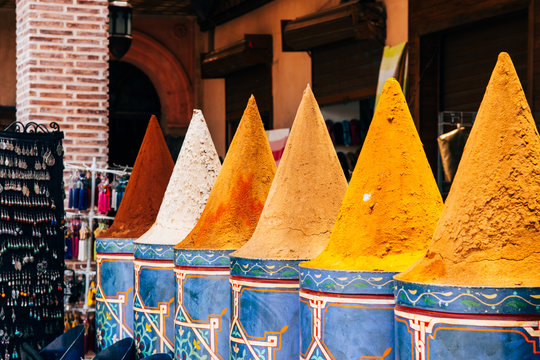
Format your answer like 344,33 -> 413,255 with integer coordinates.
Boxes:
108,61 -> 161,167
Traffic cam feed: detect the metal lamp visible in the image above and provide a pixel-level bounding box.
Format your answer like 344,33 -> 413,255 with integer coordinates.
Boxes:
108,1 -> 132,59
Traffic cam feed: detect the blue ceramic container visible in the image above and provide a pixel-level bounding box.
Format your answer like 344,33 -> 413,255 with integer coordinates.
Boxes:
133,244 -> 176,357
96,238 -> 136,350
229,257 -> 302,360
299,268 -> 397,360
173,249 -> 232,360
394,280 -> 540,359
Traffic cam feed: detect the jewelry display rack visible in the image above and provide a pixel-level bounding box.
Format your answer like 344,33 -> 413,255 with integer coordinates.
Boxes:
64,158 -> 131,313
0,121 -> 65,359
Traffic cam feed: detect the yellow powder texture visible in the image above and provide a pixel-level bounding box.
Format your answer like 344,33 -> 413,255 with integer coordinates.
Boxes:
101,115 -> 174,238
397,53 -> 540,287
231,85 -> 348,260
175,96 -> 276,250
303,79 -> 443,272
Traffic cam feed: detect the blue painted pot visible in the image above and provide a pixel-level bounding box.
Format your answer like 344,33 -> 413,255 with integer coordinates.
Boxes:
96,238 -> 136,350
133,244 -> 176,357
173,249 -> 232,360
93,337 -> 136,360
299,268 -> 396,360
229,257 -> 302,360
394,280 -> 540,359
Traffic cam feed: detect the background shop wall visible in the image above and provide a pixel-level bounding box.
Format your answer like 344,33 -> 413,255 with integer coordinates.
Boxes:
0,8 -> 15,106
199,0 -> 408,157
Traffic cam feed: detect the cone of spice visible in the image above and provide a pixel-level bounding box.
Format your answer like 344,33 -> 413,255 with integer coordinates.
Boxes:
95,115 -> 174,350
394,53 -> 540,360
172,96 -> 275,360
298,78 -> 443,360
132,110 -> 221,357
229,85 -> 347,360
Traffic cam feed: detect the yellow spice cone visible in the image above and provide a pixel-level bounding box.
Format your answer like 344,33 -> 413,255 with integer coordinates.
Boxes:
232,85 -> 348,260
101,115 -> 174,238
304,78 -> 443,271
397,52 -> 540,287
176,96 -> 276,250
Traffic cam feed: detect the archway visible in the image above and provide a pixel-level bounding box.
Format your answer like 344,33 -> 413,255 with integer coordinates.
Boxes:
108,61 -> 161,167
122,30 -> 194,130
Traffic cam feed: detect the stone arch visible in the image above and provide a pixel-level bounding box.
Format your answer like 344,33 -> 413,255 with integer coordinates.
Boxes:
122,30 -> 193,129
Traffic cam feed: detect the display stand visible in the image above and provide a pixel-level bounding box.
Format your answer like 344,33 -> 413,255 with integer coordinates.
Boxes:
64,158 -> 130,312
0,121 -> 65,359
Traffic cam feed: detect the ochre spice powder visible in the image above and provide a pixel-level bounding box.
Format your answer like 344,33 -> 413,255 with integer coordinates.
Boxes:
397,53 -> 540,287
100,115 -> 174,239
303,78 -> 443,272
232,85 -> 348,260
176,96 -> 276,250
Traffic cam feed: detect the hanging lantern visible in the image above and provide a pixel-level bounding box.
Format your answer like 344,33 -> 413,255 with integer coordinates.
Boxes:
108,1 -> 132,59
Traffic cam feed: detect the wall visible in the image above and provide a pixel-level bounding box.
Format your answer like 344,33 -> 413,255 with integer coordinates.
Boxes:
199,0 -> 408,157
16,0 -> 110,165
0,8 -> 16,106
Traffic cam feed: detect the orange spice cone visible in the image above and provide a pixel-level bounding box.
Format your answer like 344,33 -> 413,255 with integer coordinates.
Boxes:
297,78 -> 442,360
173,96 -> 276,360
100,115 -> 174,239
95,115 -> 173,350
228,85 -> 348,360
394,53 -> 540,360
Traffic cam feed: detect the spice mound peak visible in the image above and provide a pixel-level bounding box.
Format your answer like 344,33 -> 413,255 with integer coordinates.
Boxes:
397,52 -> 540,287
232,85 -> 348,260
136,109 -> 221,246
303,78 -> 443,272
101,115 -> 173,239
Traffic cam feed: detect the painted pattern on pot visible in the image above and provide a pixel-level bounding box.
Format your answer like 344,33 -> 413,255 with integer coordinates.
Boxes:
133,249 -> 176,357
299,269 -> 396,360
173,250 -> 232,360
394,281 -> 540,359
96,238 -> 135,350
229,258 -> 301,360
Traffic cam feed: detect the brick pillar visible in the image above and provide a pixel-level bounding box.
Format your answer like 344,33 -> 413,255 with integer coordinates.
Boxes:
16,0 -> 109,166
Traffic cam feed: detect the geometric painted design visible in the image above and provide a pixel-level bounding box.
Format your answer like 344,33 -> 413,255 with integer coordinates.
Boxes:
230,276 -> 298,360
394,280 -> 540,314
133,259 -> 175,357
134,244 -> 175,260
394,306 -> 540,359
230,257 -> 300,279
174,267 -> 230,360
300,268 -> 396,295
174,249 -> 230,268
96,237 -> 135,254
95,253 -> 134,350
299,289 -> 395,360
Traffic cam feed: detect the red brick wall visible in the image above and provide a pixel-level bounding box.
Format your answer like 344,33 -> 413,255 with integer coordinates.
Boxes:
16,0 -> 109,166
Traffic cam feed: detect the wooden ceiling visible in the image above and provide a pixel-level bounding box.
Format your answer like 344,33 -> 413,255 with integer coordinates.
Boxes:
0,0 -> 194,15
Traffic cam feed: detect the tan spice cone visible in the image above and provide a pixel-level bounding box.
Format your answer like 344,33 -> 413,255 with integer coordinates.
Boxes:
232,85 -> 348,260
176,96 -> 276,250
303,78 -> 443,271
101,115 -> 174,238
397,52 -> 540,287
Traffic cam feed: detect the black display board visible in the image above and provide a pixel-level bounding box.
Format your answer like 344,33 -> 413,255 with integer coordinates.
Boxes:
0,122 -> 65,359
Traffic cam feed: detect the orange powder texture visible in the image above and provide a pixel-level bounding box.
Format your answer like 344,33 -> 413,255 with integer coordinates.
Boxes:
303,79 -> 443,272
232,85 -> 348,260
397,53 -> 540,287
101,115 -> 174,238
176,96 -> 276,250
